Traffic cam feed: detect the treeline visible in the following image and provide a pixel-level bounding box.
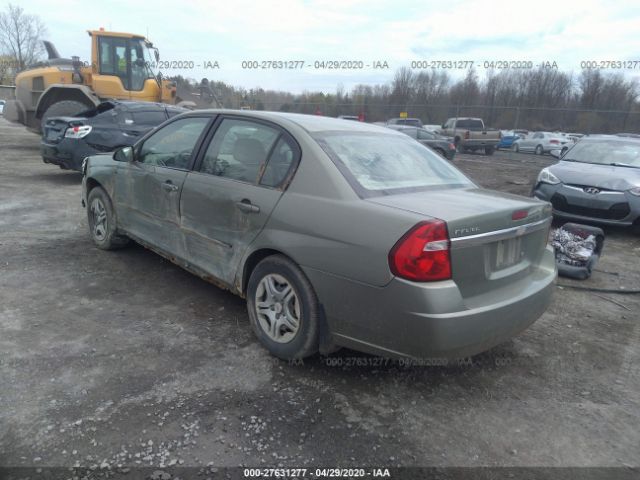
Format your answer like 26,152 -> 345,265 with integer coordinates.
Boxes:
173,67 -> 640,133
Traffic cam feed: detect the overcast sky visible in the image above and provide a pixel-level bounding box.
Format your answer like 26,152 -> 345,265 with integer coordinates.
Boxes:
6,0 -> 640,93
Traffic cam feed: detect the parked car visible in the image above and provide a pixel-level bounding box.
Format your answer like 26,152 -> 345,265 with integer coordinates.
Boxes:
532,136 -> 640,231
496,131 -> 524,150
439,117 -> 501,155
387,125 -> 456,160
41,101 -> 187,171
82,110 -> 556,360
387,117 -> 423,128
0,99 -> 5,115
512,131 -> 570,155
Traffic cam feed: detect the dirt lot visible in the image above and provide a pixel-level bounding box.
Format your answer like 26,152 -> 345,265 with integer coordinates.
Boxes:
1,116 -> 639,476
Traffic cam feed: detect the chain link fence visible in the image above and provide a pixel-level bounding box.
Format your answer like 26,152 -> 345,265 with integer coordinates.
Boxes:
243,102 -> 640,134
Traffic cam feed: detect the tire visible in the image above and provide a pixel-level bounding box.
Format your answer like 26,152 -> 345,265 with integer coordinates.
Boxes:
485,146 -> 495,156
535,145 -> 544,155
247,255 -> 320,359
513,143 -> 520,153
40,100 -> 91,132
86,186 -> 129,250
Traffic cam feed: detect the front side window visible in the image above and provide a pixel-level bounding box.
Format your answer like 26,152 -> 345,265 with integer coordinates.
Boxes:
316,133 -> 472,195
98,37 -> 128,87
200,119 -> 279,183
137,117 -> 209,169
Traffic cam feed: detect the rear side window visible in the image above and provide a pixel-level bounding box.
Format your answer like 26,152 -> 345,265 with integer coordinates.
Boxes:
133,111 -> 167,125
260,138 -> 296,188
200,119 -> 279,183
317,133 -> 472,195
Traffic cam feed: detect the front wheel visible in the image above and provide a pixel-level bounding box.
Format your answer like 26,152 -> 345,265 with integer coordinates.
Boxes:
87,187 -> 129,250
247,255 -> 320,359
535,145 -> 544,155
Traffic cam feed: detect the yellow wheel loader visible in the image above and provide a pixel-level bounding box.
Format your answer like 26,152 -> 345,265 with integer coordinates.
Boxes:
4,29 -> 184,133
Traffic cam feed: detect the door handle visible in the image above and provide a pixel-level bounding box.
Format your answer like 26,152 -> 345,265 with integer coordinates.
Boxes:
236,199 -> 260,214
162,181 -> 179,192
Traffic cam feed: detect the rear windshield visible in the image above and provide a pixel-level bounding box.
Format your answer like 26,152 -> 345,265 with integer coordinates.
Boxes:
456,119 -> 483,129
316,133 -> 472,195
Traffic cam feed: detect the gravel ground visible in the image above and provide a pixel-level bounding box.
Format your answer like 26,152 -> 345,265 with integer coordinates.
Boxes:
1,117 -> 639,476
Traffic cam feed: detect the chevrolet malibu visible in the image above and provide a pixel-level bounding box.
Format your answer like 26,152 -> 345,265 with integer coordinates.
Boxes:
82,110 -> 556,360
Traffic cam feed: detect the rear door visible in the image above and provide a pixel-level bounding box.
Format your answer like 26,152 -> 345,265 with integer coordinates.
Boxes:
114,116 -> 211,252
180,116 -> 300,285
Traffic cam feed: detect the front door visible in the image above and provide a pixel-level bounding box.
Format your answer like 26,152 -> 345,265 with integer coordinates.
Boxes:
180,117 -> 300,285
114,116 -> 211,252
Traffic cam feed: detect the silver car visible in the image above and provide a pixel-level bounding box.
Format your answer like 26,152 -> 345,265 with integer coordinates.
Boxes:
82,110 -> 556,360
533,136 -> 640,231
513,131 -> 570,155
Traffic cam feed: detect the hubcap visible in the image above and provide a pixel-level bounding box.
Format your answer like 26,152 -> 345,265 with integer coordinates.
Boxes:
90,198 -> 108,241
255,273 -> 301,343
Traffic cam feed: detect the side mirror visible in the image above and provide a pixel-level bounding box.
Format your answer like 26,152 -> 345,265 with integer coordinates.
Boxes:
114,146 -> 134,162
550,149 -> 562,159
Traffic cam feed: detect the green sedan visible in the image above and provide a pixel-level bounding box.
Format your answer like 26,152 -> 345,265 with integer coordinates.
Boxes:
81,110 -> 556,360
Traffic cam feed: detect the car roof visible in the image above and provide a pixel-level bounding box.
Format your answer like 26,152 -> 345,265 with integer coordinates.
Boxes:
181,109 -> 403,134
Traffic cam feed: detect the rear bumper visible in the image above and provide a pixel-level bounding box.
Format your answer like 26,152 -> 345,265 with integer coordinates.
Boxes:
304,247 -> 556,359
41,140 -> 92,172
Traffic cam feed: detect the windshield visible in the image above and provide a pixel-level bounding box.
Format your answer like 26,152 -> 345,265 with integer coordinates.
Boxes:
563,140 -> 640,167
316,133 -> 472,195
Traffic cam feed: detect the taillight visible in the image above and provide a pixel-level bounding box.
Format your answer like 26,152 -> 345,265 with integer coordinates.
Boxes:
389,219 -> 452,282
65,125 -> 92,139
512,210 -> 528,220
549,139 -> 559,144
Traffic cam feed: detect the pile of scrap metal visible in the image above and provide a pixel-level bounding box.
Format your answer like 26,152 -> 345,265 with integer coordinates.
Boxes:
551,223 -> 605,280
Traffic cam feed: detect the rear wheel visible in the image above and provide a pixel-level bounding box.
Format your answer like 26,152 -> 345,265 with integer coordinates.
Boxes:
40,100 -> 91,132
535,145 -> 544,155
485,146 -> 495,155
247,255 -> 320,359
87,186 -> 129,250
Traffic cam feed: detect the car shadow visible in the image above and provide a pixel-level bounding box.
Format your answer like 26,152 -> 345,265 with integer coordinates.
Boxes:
29,171 -> 83,185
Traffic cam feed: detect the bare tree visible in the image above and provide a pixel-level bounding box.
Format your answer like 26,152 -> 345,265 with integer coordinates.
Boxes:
0,4 -> 47,71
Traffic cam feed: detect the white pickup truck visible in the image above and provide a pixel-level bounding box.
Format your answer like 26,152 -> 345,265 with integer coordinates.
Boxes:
440,117 -> 501,155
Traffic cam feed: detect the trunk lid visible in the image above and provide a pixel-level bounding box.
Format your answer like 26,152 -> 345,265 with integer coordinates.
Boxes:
368,187 -> 552,297
43,116 -> 86,144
